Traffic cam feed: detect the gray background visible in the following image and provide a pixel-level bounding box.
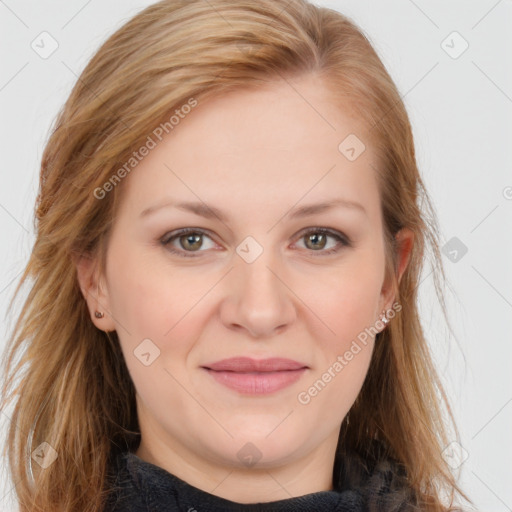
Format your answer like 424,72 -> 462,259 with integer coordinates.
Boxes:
1,1 -> 511,511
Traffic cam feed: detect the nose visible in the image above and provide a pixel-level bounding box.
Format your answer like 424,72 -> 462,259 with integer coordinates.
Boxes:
219,247 -> 297,339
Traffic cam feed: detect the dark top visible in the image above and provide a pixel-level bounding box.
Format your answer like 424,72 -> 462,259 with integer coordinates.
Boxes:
102,450 -> 418,511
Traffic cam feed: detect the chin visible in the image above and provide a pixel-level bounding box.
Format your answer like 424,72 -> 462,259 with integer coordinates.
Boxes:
202,428 -> 309,469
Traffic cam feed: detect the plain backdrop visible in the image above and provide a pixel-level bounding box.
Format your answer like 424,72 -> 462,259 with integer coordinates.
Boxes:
1,1 -> 511,511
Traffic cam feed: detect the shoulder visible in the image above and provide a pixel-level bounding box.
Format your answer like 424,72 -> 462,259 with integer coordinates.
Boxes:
102,451 -> 152,512
335,439 -> 420,511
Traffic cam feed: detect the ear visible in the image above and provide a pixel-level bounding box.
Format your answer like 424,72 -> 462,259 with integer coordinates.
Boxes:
379,227 -> 414,313
74,252 -> 116,332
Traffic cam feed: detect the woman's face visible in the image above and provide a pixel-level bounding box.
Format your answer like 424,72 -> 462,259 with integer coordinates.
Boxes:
79,73 -> 411,483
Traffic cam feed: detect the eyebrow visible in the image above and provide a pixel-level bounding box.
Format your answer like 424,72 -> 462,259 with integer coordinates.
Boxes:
139,198 -> 367,221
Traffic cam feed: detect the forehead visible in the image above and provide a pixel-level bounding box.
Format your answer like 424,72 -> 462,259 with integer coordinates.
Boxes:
118,74 -> 381,226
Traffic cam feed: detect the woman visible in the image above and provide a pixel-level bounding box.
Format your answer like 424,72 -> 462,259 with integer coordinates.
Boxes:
0,0 -> 472,510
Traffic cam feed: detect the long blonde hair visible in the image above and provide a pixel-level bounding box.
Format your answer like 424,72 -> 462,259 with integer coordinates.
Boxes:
1,1 -> 471,510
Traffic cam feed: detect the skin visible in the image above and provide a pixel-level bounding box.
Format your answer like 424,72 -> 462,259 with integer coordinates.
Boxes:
77,73 -> 413,503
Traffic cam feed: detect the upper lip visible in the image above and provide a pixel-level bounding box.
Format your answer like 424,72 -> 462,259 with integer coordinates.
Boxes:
202,357 -> 308,372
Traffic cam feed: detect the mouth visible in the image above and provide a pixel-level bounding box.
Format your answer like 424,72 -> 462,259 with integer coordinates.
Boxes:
201,357 -> 308,395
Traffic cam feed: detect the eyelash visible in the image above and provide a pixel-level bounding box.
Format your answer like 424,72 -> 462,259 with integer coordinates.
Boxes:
160,227 -> 351,258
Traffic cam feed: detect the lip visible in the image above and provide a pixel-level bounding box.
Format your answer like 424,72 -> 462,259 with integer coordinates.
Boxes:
201,357 -> 308,395
203,357 -> 307,372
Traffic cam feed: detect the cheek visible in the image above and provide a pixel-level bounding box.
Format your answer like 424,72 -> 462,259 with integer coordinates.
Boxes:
106,241 -> 186,330
105,251 -> 204,412
297,249 -> 384,412
313,252 -> 385,346
296,265 -> 380,424
105,246 -> 212,368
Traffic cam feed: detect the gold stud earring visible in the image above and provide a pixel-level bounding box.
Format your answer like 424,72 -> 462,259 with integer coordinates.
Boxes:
94,311 -> 104,319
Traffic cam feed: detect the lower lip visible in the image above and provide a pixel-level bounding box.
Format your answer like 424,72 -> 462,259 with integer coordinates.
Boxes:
204,368 -> 307,394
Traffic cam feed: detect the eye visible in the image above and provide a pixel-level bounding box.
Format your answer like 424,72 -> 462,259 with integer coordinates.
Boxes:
160,227 -> 351,258
293,227 -> 351,256
160,228 -> 217,257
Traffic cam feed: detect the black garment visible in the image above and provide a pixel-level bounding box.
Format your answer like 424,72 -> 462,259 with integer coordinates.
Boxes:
102,451 -> 367,512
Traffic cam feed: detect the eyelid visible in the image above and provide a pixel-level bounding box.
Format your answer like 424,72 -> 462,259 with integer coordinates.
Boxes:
160,226 -> 351,258
292,227 -> 351,255
160,227 -> 220,256
295,226 -> 351,246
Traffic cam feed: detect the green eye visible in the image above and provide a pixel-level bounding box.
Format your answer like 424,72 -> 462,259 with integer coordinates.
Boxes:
160,227 -> 351,258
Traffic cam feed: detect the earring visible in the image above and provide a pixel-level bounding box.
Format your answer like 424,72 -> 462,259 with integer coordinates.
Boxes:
94,311 -> 104,319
